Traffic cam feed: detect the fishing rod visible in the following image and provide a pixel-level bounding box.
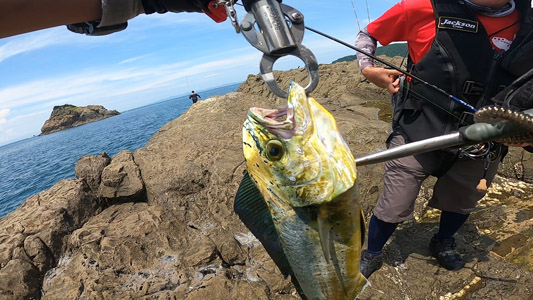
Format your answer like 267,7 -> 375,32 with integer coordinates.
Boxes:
304,26 -> 478,113
355,108 -> 533,166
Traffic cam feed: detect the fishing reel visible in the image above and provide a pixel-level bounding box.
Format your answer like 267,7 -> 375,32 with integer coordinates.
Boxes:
459,141 -> 500,161
460,142 -> 491,159
205,0 -> 319,98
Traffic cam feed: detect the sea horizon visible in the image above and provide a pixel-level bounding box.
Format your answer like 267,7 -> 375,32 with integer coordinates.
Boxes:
0,82 -> 241,217
0,81 -> 243,149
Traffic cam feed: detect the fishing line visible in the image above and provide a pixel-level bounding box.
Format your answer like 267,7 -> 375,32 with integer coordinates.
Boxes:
349,0 -> 362,31
407,87 -> 470,125
364,0 -> 371,23
304,26 -> 478,113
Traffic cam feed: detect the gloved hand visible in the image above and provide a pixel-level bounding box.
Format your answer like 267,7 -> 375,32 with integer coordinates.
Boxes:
142,0 -> 212,14
491,67 -> 533,151
69,0 -> 215,35
492,67 -> 533,110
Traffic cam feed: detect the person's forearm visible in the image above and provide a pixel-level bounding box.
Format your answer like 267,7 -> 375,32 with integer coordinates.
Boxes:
355,28 -> 377,71
0,0 -> 102,38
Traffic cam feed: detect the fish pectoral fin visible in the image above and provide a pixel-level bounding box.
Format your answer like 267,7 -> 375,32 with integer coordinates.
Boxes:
234,172 -> 295,278
317,206 -> 332,263
360,209 -> 366,248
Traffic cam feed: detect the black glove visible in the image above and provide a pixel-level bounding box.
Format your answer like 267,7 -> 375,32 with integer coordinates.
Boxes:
491,67 -> 533,152
142,0 -> 212,14
492,67 -> 533,110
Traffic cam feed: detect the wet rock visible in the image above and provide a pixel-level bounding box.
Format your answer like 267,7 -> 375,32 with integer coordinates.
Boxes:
41,203 -> 250,299
0,180 -> 103,299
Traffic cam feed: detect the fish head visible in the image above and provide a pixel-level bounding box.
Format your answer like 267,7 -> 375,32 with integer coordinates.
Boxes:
243,82 -> 356,207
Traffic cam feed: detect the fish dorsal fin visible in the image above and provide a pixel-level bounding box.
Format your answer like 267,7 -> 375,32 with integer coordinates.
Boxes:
288,82 -> 313,136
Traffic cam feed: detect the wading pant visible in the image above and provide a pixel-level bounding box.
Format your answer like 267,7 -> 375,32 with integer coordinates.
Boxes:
373,132 -> 500,223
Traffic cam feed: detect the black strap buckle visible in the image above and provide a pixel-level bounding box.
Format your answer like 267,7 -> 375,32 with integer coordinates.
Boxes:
67,21 -> 127,36
462,80 -> 485,96
459,111 -> 475,126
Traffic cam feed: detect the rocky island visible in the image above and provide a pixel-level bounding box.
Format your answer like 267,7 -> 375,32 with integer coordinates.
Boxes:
1,60 -> 532,300
40,104 -> 120,135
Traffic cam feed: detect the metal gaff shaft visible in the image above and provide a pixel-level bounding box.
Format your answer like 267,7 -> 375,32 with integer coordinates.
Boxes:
355,132 -> 465,166
355,108 -> 533,166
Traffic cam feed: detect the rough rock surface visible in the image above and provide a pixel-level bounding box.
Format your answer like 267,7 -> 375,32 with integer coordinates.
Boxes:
1,60 -> 532,299
97,150 -> 145,202
40,104 -> 120,135
75,152 -> 111,193
0,180 -> 104,299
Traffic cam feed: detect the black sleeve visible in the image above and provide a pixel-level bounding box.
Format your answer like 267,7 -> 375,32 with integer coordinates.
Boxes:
142,0 -> 211,14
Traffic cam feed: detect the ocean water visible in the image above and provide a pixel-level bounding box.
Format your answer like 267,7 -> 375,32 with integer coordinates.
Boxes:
0,83 -> 240,218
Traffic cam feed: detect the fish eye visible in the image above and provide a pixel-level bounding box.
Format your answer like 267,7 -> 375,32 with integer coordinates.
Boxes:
266,140 -> 284,161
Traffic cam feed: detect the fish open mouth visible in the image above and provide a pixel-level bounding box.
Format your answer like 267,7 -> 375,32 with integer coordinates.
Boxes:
248,82 -> 312,140
249,106 -> 296,139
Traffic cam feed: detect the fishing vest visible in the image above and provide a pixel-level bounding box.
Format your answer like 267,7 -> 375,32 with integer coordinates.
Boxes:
396,0 -> 533,143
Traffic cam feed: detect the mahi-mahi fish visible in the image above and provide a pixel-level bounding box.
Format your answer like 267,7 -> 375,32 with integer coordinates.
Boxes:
234,82 -> 367,300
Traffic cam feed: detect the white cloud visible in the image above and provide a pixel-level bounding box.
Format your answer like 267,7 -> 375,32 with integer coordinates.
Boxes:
0,108 -> 9,124
0,109 -> 49,145
0,28 -> 116,63
0,31 -> 58,63
108,52 -> 259,97
119,54 -> 151,64
203,73 -> 220,78
9,109 -> 50,122
0,68 -> 147,109
0,48 -> 259,116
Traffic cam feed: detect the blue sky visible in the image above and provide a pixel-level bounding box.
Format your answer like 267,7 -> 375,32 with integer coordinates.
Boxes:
0,0 -> 396,146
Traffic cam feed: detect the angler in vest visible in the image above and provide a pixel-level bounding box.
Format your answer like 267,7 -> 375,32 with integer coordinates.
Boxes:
354,0 -> 533,278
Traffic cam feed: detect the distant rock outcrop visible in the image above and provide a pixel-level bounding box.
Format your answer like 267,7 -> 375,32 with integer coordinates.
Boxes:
40,104 -> 120,135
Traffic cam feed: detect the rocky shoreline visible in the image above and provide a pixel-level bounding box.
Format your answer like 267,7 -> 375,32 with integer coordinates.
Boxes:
40,104 -> 120,135
1,60 -> 532,299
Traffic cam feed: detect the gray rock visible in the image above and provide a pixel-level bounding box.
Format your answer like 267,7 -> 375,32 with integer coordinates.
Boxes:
97,150 -> 145,202
0,180 -> 103,299
75,152 -> 111,193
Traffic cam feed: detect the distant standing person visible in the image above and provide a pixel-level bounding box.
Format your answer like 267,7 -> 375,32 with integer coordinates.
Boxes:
189,91 -> 201,104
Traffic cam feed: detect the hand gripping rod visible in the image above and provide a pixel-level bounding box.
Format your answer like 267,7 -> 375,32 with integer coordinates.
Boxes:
304,26 -> 477,113
355,109 -> 533,166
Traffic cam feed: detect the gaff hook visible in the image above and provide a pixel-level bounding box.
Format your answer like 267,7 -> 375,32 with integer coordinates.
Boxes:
240,1 -> 319,98
259,45 -> 319,99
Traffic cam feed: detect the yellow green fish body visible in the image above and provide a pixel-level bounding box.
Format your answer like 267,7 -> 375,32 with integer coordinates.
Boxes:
240,82 -> 367,299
